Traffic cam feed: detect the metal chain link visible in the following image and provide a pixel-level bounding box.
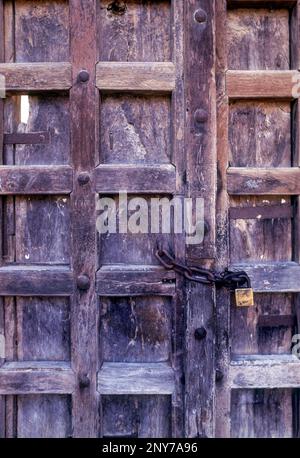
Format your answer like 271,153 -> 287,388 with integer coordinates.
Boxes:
155,249 -> 252,290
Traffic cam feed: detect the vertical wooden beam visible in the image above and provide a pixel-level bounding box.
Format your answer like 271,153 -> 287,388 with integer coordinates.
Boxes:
69,0 -> 99,437
292,0 -> 300,439
185,0 -> 216,438
171,0 -> 185,438
0,0 -> 5,439
215,0 -> 231,438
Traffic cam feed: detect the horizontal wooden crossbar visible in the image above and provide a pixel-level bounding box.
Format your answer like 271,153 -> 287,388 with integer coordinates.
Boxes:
94,164 -> 176,193
4,132 -> 50,145
0,166 -> 73,195
0,63 -> 72,92
229,205 -> 293,220
226,70 -> 298,99
227,167 -> 300,195
97,265 -> 176,296
0,266 -> 74,296
98,362 -> 175,395
229,356 -> 300,389
231,262 -> 300,292
0,362 -> 75,394
96,62 -> 176,92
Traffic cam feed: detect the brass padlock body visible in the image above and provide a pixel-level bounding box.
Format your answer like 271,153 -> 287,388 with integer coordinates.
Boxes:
235,288 -> 254,307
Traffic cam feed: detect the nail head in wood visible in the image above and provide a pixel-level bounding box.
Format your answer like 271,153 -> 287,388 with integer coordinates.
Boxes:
194,109 -> 208,124
216,370 -> 224,383
78,70 -> 90,83
194,9 -> 207,24
78,172 -> 90,185
79,374 -> 90,389
194,327 -> 207,340
77,275 -> 90,291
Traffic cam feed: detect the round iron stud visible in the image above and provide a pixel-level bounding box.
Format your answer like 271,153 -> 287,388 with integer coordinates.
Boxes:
77,172 -> 90,185
194,327 -> 207,340
194,9 -> 207,24
78,70 -> 90,83
79,375 -> 90,389
194,109 -> 208,124
77,275 -> 90,291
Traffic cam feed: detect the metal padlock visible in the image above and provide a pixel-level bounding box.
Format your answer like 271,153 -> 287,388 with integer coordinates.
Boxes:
235,288 -> 254,307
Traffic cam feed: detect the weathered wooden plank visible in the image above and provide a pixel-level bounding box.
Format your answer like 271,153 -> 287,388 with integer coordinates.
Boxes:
229,356 -> 300,389
100,296 -> 172,364
0,266 -> 74,296
4,132 -> 50,145
229,205 -> 293,220
231,262 -> 300,292
227,8 -> 290,71
226,71 -> 298,99
17,394 -> 72,439
0,362 -> 75,394
98,363 -> 175,395
94,164 -> 176,193
98,0 -> 171,63
97,266 -> 175,296
227,168 -> 300,195
102,395 -> 171,438
96,62 -> 175,92
171,0 -> 185,436
215,0 -> 232,439
0,63 -> 72,91
0,166 -> 73,194
69,0 -> 99,438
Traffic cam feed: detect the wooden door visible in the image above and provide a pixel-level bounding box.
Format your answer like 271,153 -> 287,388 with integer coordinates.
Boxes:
0,0 -> 216,438
216,0 -> 300,438
1,0 -> 299,440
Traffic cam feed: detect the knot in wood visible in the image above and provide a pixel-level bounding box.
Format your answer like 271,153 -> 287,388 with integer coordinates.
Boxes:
107,1 -> 126,15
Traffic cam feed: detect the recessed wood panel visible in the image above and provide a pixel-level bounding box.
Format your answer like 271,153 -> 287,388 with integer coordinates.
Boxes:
100,94 -> 171,164
100,296 -> 171,362
4,95 -> 70,166
231,389 -> 294,438
98,195 -> 174,266
229,101 -> 291,168
98,0 -> 171,62
229,196 -> 292,263
227,8 -> 290,70
231,293 -> 294,355
4,297 -> 70,361
14,196 -> 70,264
102,395 -> 171,438
17,395 -> 72,438
7,0 -> 70,62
